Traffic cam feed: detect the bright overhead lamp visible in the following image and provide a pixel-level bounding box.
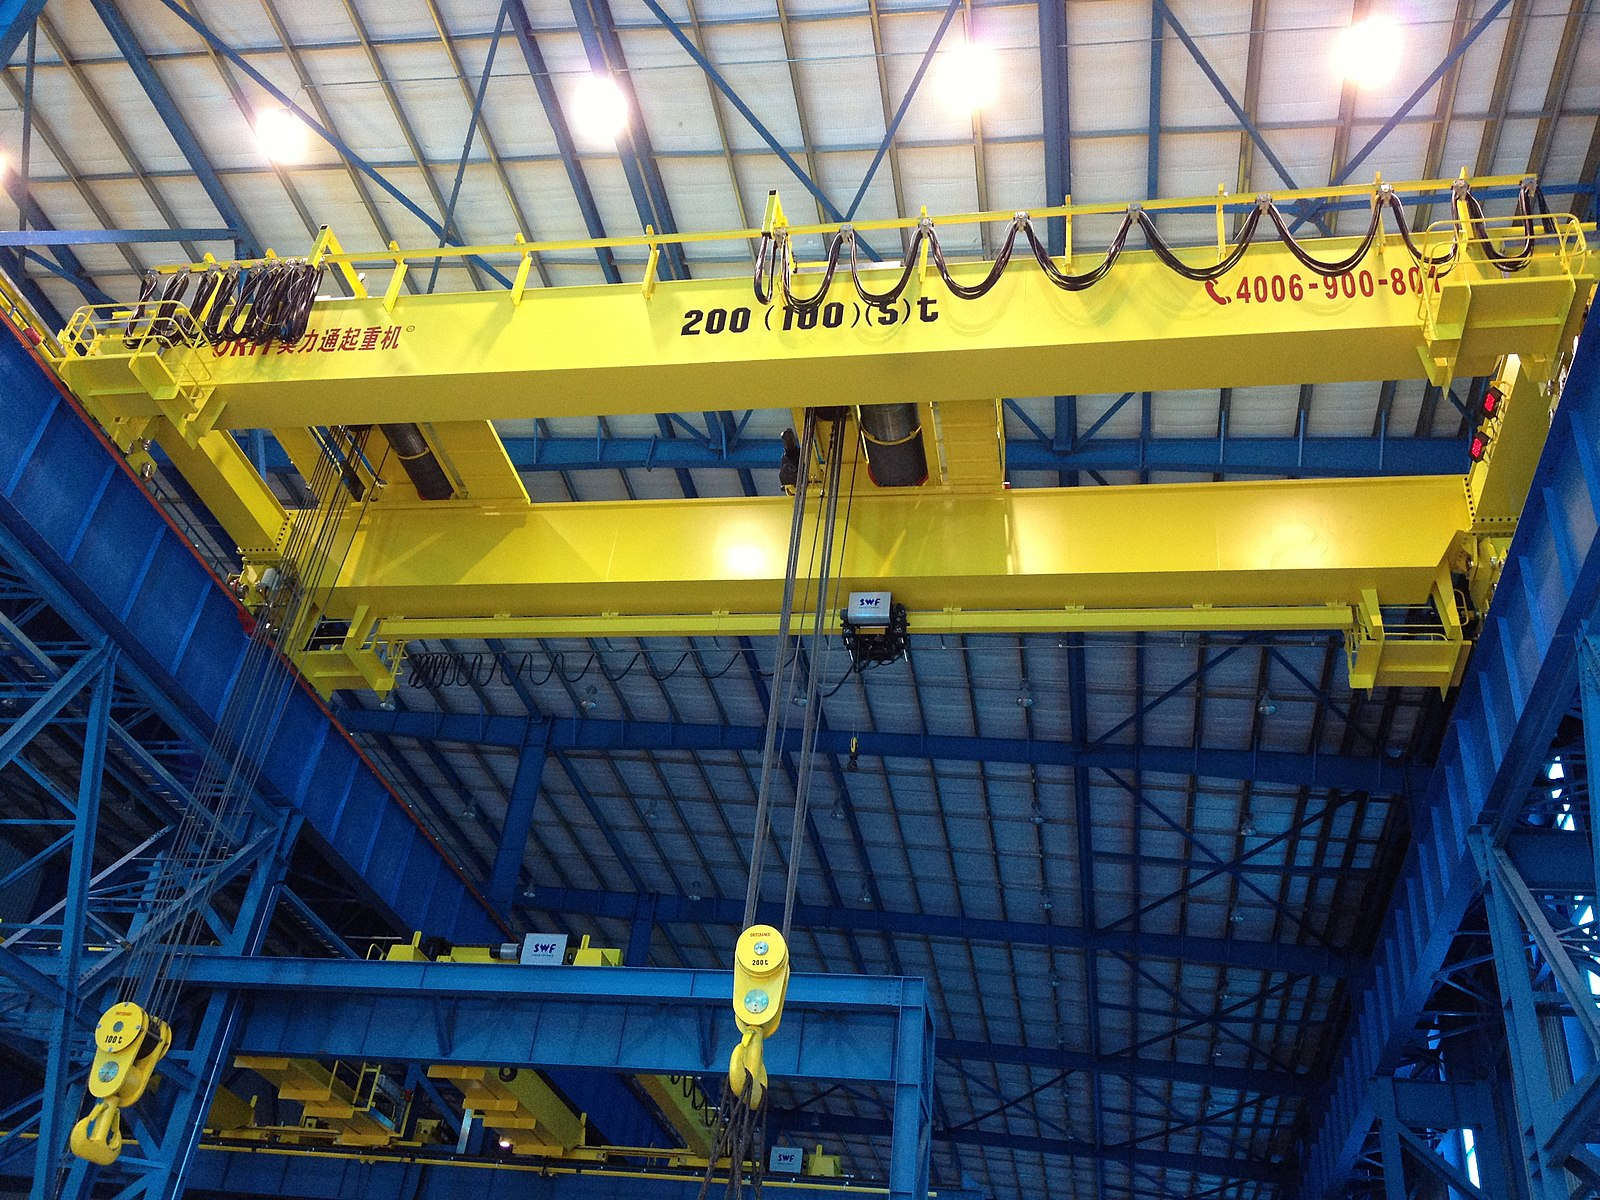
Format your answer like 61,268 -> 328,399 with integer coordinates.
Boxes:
936,38 -> 1000,114
254,107 -> 311,165
1332,15 -> 1403,88
574,74 -> 629,143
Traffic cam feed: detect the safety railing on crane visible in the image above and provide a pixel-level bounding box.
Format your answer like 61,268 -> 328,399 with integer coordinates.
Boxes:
47,173 -> 1587,330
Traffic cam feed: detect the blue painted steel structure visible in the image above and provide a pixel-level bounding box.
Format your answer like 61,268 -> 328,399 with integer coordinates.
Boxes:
0,171 -> 116,307
174,1150 -> 982,1200
0,315 -> 503,945
0,955 -> 937,1200
147,0 -> 512,287
524,883 -> 1349,978
1297,281 -> 1600,1196
0,611 -> 302,1200
0,228 -> 236,246
0,0 -> 47,66
340,707 -> 1425,798
226,426 -> 1469,480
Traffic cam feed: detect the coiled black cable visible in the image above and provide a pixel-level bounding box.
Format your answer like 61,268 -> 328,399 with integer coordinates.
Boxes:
124,260 -> 325,351
755,180 -> 1558,307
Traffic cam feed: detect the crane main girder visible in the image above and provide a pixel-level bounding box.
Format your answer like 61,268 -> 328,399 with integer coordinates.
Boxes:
323,475 -> 1468,621
30,182 -> 1593,692
58,236 -> 1585,431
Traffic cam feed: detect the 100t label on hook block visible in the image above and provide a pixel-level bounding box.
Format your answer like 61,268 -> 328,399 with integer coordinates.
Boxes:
680,297 -> 942,336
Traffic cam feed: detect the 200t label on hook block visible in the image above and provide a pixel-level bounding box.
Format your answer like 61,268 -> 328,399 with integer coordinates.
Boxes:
679,297 -> 941,336
1204,266 -> 1442,306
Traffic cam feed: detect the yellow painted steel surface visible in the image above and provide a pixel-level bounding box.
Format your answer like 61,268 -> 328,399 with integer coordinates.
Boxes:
314,476 -> 1470,625
235,1056 -> 403,1147
1468,354 -> 1551,527
28,181 -> 1594,691
57,236 -> 1586,430
637,1075 -> 718,1158
427,1065 -> 584,1155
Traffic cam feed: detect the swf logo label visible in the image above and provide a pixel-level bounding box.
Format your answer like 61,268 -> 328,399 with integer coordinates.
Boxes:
518,933 -> 569,965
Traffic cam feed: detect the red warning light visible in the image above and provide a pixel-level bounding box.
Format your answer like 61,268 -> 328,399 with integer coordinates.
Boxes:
1481,387 -> 1502,417
1469,433 -> 1489,462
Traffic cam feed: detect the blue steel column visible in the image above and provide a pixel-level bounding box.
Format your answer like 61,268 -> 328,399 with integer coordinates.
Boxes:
1298,288 -> 1600,1198
30,644 -> 116,1200
138,812 -> 300,1200
1477,831 -> 1575,1200
887,988 -> 935,1200
1583,637 -> 1600,901
488,725 -> 549,915
626,894 -> 657,966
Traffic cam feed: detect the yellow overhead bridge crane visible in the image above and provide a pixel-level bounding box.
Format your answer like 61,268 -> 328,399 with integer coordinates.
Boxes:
35,175 -> 1596,696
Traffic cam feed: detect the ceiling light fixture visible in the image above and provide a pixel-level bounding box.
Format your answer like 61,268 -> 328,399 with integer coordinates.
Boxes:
254,107 -> 311,165
574,74 -> 629,143
937,38 -> 1000,114
1332,15 -> 1403,88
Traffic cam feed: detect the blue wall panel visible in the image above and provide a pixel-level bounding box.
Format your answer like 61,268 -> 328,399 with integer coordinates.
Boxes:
0,318 -> 502,944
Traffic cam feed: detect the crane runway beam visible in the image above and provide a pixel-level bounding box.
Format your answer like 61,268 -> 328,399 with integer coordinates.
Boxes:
56,236 -> 1589,431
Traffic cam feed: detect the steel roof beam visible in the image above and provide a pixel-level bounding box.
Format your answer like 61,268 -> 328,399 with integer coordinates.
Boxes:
638,0 -> 867,242
846,0 -> 960,222
506,3 -> 618,283
568,0 -> 686,280
1334,0 -> 1512,188
0,171 -> 114,305
1038,0 -> 1069,255
0,0 -> 43,65
86,0 -> 258,258
772,1109 -> 1285,1187
522,885 -> 1352,977
339,708 -> 1423,798
150,0 -> 512,287
232,430 -> 1471,478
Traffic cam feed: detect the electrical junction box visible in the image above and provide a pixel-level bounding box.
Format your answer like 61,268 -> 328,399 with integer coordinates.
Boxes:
769,1146 -> 803,1173
518,933 -> 568,965
846,592 -> 893,628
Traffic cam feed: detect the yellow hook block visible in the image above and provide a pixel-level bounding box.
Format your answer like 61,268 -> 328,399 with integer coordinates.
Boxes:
69,1001 -> 171,1165
728,925 -> 790,1107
